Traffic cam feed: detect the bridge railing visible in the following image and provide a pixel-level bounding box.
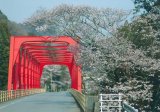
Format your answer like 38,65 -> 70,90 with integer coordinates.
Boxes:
69,89 -> 86,111
0,89 -> 45,103
69,89 -> 138,112
99,93 -> 122,112
99,94 -> 138,112
122,102 -> 138,112
69,89 -> 98,112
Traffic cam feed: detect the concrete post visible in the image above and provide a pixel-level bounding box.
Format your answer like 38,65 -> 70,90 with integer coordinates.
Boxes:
85,96 -> 98,112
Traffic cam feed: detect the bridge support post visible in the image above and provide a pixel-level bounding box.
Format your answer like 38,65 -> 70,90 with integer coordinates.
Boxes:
8,37 -> 14,90
26,53 -> 30,89
21,49 -> 25,89
69,62 -> 82,92
30,60 -> 33,88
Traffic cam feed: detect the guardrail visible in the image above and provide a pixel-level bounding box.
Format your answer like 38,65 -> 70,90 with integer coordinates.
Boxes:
0,89 -> 45,103
69,89 -> 86,111
69,89 -> 98,112
69,89 -> 138,112
99,93 -> 122,112
122,102 -> 138,112
99,93 -> 138,112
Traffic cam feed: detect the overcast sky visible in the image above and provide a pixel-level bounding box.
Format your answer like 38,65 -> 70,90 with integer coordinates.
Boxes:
0,0 -> 134,23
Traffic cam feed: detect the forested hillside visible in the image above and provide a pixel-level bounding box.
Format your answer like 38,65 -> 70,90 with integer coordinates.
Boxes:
0,11 -> 28,90
0,10 -> 10,90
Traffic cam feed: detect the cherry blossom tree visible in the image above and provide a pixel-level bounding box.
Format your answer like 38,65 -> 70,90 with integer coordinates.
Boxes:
24,4 -> 160,111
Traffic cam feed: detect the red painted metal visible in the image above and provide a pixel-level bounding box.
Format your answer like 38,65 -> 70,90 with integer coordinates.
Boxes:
8,36 -> 82,92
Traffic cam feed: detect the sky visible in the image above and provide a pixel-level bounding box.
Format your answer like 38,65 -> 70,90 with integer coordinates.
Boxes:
0,0 -> 134,23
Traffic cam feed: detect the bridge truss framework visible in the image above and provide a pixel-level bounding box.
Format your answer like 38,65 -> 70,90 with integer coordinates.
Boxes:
8,36 -> 82,91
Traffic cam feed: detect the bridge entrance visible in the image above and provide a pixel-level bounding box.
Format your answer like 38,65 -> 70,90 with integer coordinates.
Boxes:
8,36 -> 82,91
41,65 -> 71,92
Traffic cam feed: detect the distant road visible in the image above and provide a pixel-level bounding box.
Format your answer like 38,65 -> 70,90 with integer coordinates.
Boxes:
0,91 -> 81,112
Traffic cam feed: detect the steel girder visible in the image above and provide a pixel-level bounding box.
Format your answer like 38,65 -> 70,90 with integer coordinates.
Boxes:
8,36 -> 82,92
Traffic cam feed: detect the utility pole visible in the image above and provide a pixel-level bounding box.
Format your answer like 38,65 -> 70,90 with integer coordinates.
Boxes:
50,70 -> 52,92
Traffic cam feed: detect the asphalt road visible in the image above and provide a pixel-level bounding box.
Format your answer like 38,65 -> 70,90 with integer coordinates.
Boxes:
0,91 -> 81,112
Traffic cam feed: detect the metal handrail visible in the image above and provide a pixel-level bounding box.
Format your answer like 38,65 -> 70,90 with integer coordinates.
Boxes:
0,89 -> 45,103
69,90 -> 139,112
99,93 -> 138,112
122,102 -> 138,112
99,93 -> 122,112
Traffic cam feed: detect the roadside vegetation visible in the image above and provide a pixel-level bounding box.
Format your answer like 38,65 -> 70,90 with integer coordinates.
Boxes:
0,0 -> 159,111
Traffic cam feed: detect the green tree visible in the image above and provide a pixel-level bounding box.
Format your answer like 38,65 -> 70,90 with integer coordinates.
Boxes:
134,0 -> 159,13
119,19 -> 155,50
0,10 -> 10,90
8,21 -> 28,36
115,1 -> 160,111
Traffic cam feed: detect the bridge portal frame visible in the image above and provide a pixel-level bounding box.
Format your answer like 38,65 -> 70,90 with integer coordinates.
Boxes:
8,36 -> 82,92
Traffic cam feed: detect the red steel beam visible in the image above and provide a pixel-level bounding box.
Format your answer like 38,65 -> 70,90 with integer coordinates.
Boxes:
8,36 -> 82,92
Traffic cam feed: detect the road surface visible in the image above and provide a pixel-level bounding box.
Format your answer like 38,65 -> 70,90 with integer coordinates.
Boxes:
0,91 -> 81,112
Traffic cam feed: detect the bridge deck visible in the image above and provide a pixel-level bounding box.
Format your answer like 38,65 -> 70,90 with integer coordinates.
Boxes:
0,91 -> 81,112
